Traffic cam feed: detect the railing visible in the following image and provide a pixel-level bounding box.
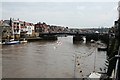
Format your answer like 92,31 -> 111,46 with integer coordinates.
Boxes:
113,46 -> 120,80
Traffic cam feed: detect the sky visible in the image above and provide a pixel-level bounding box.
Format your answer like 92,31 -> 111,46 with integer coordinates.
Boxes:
1,0 -> 119,28
0,0 -> 119,2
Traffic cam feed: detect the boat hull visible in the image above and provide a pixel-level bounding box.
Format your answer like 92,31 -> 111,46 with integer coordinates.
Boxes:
88,72 -> 101,78
20,40 -> 27,43
4,41 -> 20,45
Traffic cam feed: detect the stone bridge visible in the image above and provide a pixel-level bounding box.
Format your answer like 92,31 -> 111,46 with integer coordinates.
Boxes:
39,32 -> 109,42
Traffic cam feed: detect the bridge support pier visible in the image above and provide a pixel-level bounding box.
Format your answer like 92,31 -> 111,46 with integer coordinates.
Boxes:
86,33 -> 99,42
73,35 -> 83,42
39,35 -> 58,40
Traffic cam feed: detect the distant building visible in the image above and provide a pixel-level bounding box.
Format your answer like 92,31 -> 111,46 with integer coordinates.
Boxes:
1,22 -> 12,39
10,18 -> 35,38
35,22 -> 42,33
0,20 -> 3,24
12,19 -> 21,35
25,22 -> 35,37
35,22 -> 49,36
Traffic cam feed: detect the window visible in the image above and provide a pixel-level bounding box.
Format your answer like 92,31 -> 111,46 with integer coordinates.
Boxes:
14,30 -> 16,32
21,24 -> 23,26
17,23 -> 19,25
17,29 -> 19,32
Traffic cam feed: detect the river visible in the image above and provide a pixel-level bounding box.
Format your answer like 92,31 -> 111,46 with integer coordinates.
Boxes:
2,36 -> 107,78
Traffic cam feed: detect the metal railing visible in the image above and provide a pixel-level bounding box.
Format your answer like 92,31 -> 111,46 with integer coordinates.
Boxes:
113,46 -> 120,80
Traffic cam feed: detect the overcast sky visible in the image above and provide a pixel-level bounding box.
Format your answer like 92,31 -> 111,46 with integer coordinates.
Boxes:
1,0 -> 119,2
1,1 -> 119,28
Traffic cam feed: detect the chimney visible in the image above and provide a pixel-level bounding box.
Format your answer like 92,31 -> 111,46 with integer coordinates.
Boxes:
10,18 -> 12,27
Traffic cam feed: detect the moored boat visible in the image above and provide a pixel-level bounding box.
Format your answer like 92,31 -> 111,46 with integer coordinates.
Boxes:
20,40 -> 27,43
4,40 -> 20,45
3,39 -> 20,45
88,72 -> 101,78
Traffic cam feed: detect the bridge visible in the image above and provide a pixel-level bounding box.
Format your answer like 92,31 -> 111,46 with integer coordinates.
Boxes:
39,32 -> 102,36
39,32 -> 109,42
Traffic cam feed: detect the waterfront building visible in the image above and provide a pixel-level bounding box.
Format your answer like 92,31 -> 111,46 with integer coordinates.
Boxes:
10,18 -> 35,38
0,20 -> 3,24
35,22 -> 44,37
0,21 -> 12,39
11,19 -> 21,39
35,22 -> 49,36
0,23 -> 3,42
25,22 -> 35,37
12,19 -> 21,35
35,22 -> 69,34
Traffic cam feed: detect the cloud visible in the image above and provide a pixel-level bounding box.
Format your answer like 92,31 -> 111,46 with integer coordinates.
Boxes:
0,3 -> 2,19
77,6 -> 86,10
2,2 -> 118,28
1,0 -> 119,2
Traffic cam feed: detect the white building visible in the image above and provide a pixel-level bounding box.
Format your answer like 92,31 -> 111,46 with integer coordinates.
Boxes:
25,22 -> 34,35
12,19 -> 21,35
26,25 -> 34,35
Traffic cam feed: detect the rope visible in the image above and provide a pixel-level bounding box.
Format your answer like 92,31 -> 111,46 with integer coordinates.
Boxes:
74,43 -> 98,77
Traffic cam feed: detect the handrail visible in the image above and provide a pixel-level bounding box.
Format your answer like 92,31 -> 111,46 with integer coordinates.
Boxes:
113,46 -> 120,80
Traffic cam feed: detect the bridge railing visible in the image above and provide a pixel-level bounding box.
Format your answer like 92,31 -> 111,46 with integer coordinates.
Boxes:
112,20 -> 120,80
113,46 -> 120,80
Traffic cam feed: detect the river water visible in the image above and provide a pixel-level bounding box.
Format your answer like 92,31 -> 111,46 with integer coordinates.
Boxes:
2,36 -> 107,78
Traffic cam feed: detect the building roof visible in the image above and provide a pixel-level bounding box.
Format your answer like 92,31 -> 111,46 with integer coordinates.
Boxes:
3,20 -> 10,24
0,23 -> 10,27
3,23 -> 10,27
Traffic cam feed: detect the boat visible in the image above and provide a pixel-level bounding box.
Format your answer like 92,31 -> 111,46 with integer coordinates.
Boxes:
4,41 -> 20,45
4,39 -> 20,45
20,38 -> 28,44
88,72 -> 101,78
20,40 -> 27,43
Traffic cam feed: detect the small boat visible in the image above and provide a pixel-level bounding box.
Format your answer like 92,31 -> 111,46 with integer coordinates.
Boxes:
20,40 -> 27,43
4,41 -> 20,45
4,39 -> 20,45
88,72 -> 101,78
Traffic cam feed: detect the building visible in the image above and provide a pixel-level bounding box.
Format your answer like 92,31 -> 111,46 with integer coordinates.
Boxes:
25,22 -> 35,37
12,19 -> 21,35
35,22 -> 49,36
0,20 -> 3,24
10,18 -> 35,38
1,21 -> 12,39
